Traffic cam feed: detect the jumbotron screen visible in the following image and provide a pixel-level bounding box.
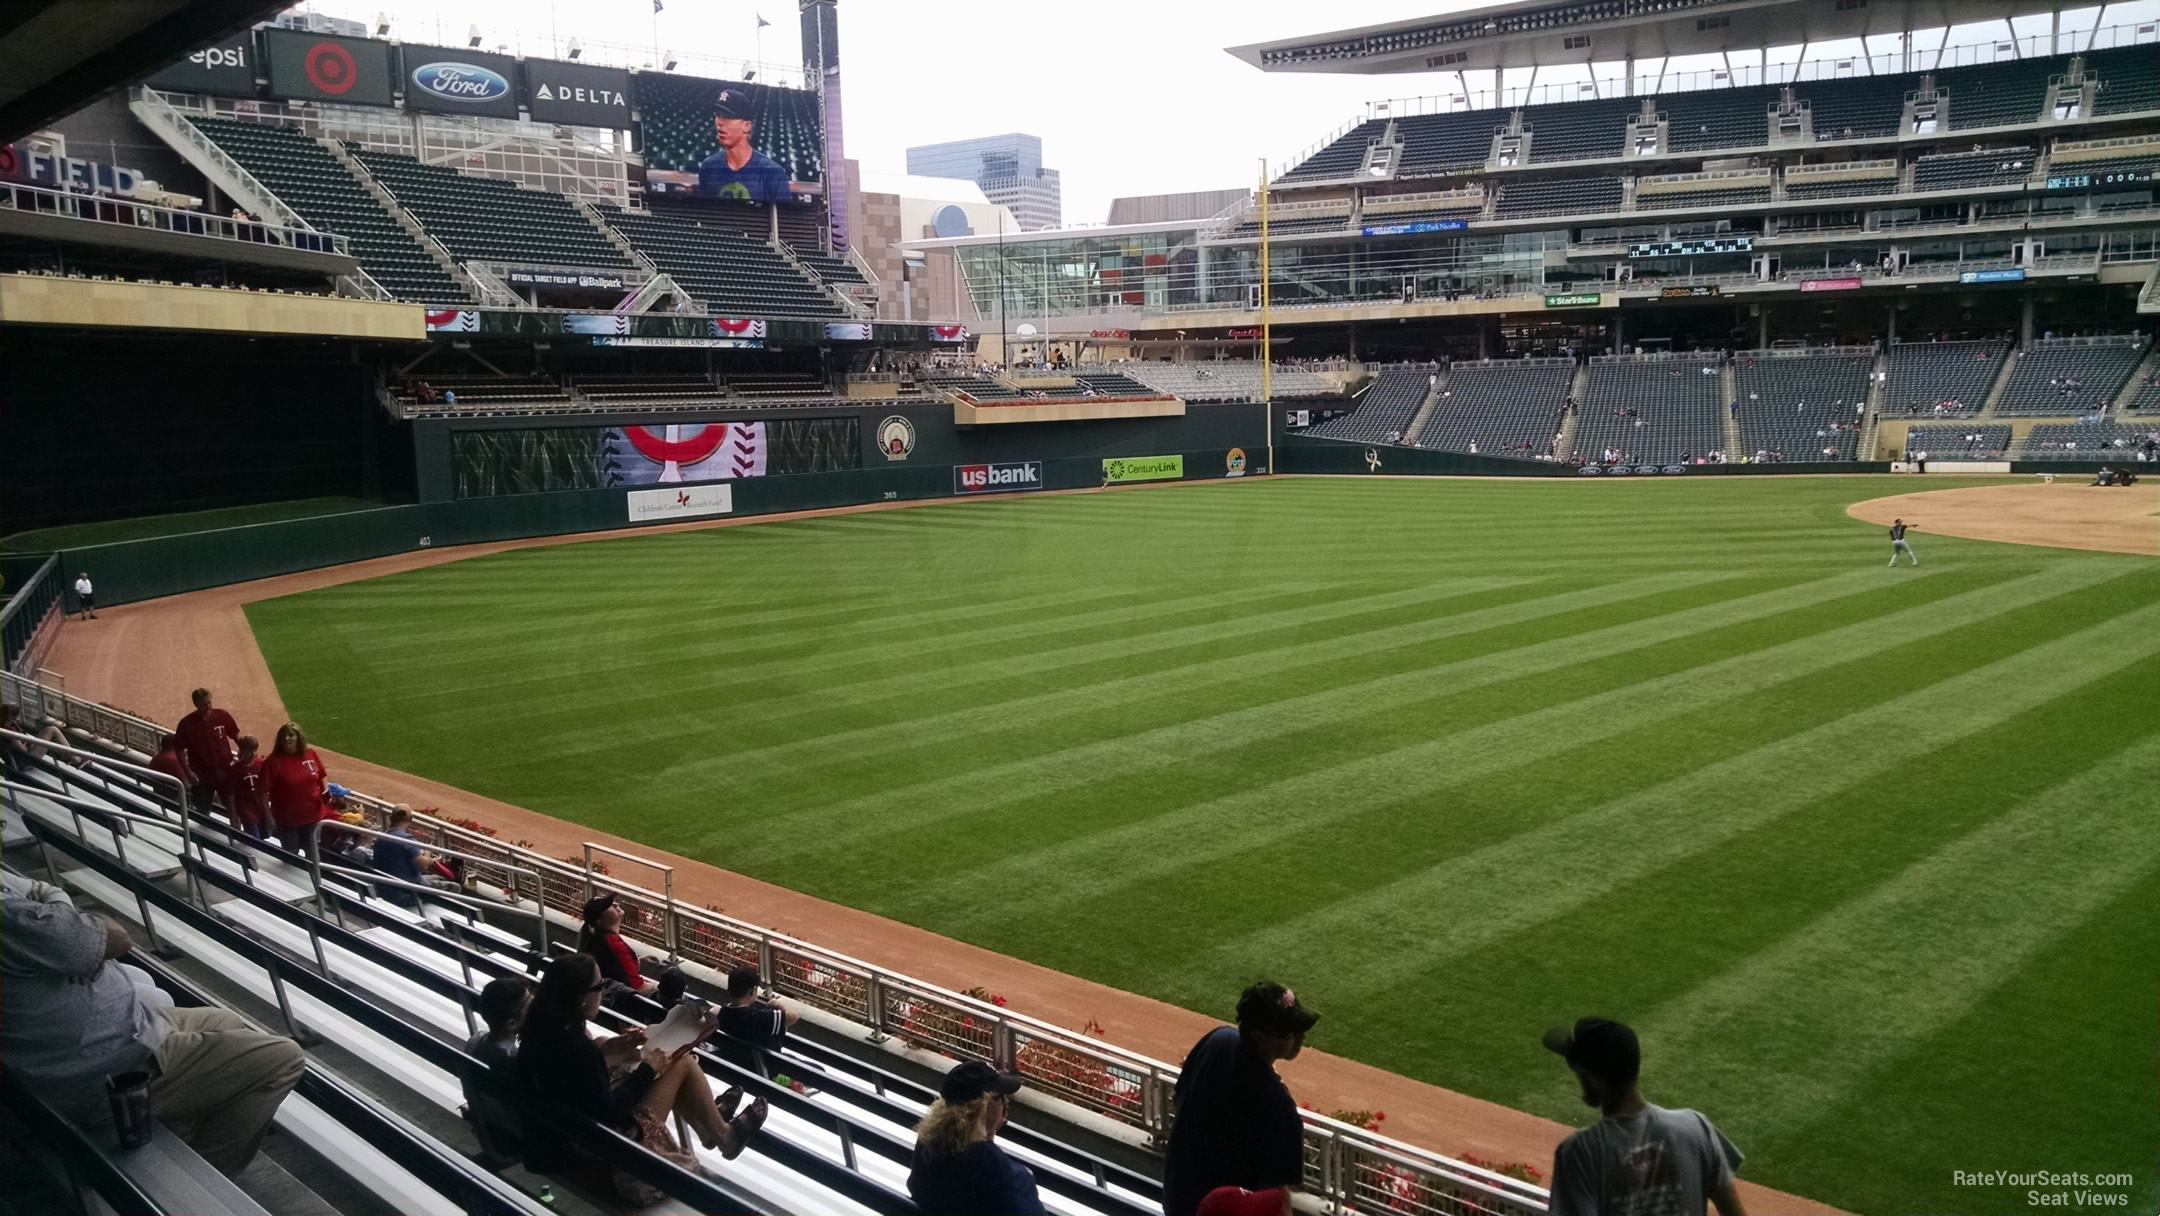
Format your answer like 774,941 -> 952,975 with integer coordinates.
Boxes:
637,73 -> 824,204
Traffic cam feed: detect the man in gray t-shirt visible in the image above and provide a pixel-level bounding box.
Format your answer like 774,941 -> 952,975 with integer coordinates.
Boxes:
1542,1017 -> 1747,1216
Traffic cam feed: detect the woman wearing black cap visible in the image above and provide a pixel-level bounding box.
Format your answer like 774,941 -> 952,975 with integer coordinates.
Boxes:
578,894 -> 660,996
908,1059 -> 1045,1215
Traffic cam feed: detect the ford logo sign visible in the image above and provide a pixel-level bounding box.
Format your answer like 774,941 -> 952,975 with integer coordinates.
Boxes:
1636,465 -> 1660,475
411,62 -> 511,102
1662,464 -> 1688,475
1578,466 -> 1602,475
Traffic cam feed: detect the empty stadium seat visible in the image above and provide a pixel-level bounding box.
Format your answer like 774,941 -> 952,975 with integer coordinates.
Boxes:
1912,146 -> 2036,192
1120,362 -> 1337,402
786,245 -> 868,284
1395,112 -> 1501,176
1902,424 -> 2011,458
1637,184 -> 1773,211
1277,120 -> 1387,183
1073,372 -> 1160,396
1522,96 -> 1638,163
188,117 -> 468,304
1493,176 -> 1622,218
1783,176 -> 1899,201
2019,421 -> 2160,458
1883,341 -> 2007,415
1414,361 -> 1574,456
598,206 -> 849,317
2089,45 -> 2160,116
1575,356 -> 1727,463
1993,340 -> 2149,414
1798,75 -> 1912,141
351,149 -> 631,271
1938,58 -> 2055,129
1660,87 -> 1778,153
2122,365 -> 2160,414
1732,352 -> 1872,461
1309,367 -> 1432,442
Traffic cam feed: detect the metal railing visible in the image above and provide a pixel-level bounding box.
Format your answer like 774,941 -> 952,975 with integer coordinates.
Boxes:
0,669 -> 1549,1214
1,180 -> 348,256
1,554 -> 63,674
133,89 -> 314,234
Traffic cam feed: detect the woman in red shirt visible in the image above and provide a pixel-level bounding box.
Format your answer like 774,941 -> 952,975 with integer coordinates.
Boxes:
260,722 -> 330,850
578,894 -> 660,996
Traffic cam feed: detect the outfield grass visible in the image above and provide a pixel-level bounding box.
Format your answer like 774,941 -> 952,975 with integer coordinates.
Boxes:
2,497 -> 381,552
247,476 -> 2160,1216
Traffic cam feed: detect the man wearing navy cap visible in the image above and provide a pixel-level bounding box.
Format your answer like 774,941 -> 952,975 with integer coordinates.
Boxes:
1162,981 -> 1317,1216
696,88 -> 793,203
1542,1017 -> 1748,1216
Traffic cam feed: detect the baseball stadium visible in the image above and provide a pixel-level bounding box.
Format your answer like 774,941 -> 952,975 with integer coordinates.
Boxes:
1,3 -> 2156,1216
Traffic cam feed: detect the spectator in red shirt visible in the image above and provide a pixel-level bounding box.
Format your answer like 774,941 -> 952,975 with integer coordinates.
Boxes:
222,735 -> 269,839
260,723 -> 330,850
148,734 -> 193,789
176,687 -> 240,810
577,894 -> 659,996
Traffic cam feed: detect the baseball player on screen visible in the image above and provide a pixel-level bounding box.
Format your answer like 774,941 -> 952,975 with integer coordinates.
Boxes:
696,88 -> 794,203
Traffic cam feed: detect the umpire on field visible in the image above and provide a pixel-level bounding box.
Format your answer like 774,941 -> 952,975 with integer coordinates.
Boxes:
1162,981 -> 1318,1216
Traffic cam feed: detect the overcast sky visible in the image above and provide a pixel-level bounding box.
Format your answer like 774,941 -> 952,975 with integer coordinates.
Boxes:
302,0 -> 2160,224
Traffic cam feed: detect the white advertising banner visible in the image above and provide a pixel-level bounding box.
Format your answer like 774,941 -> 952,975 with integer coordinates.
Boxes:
626,483 -> 734,523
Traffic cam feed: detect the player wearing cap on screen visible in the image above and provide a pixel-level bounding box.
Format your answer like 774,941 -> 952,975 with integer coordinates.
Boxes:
1542,1017 -> 1748,1216
697,88 -> 793,203
1161,981 -> 1318,1216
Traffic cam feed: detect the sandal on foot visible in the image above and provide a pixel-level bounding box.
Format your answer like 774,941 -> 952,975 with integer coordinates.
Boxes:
718,1086 -> 746,1120
720,1099 -> 769,1160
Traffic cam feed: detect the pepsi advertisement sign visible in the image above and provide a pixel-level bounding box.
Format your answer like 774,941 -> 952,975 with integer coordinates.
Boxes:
147,35 -> 258,97
400,45 -> 519,117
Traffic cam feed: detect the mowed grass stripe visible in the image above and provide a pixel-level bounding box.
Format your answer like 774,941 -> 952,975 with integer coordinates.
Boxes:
1211,583 -> 2160,1002
1641,686 -> 2160,1126
350,577 -> 1289,679
909,562 -> 2116,932
541,576 -> 1550,764
712,571 -> 1827,851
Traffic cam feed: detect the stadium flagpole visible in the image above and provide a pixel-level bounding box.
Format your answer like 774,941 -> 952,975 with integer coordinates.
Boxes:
1259,158 -> 1273,476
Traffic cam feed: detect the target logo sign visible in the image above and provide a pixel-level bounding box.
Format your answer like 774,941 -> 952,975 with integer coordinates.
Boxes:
303,41 -> 359,94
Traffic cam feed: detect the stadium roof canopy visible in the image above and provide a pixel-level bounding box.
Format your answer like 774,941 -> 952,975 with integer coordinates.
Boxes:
0,0 -> 285,140
1227,0 -> 2107,75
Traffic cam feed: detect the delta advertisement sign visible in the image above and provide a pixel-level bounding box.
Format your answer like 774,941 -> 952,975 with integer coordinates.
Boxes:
954,461 -> 1044,494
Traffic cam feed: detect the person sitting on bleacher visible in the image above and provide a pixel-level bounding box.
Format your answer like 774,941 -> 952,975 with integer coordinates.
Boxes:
222,735 -> 269,839
462,976 -> 529,1166
578,893 -> 661,997
907,1059 -> 1045,1215
261,723 -> 332,851
716,964 -> 798,1076
370,805 -> 438,908
1,871 -> 305,1176
1,703 -> 74,772
516,954 -> 768,1191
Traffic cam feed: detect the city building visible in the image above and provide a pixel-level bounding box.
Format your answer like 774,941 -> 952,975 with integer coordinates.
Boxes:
905,132 -> 1062,230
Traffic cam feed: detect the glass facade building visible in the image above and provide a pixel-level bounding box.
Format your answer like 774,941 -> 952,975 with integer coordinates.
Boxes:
906,133 -> 1063,231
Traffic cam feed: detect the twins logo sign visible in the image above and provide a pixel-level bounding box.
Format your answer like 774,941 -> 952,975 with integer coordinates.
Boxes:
955,461 -> 1043,495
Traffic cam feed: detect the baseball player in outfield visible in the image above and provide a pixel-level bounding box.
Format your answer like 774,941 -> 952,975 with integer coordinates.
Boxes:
1887,518 -> 1920,567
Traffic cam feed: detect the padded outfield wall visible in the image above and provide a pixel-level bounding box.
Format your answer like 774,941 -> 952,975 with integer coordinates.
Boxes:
39,403 -> 1270,607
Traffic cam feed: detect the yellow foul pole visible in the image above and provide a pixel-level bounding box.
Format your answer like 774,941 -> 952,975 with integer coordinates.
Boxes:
1259,158 -> 1273,476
